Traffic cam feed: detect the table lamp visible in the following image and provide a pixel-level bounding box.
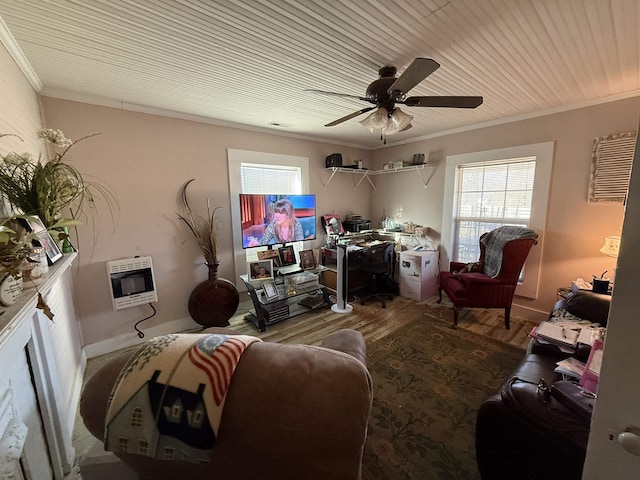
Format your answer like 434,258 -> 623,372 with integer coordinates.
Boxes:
599,235 -> 621,257
593,235 -> 620,294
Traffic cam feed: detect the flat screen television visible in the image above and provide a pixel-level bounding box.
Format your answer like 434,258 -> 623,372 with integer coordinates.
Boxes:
240,194 -> 317,248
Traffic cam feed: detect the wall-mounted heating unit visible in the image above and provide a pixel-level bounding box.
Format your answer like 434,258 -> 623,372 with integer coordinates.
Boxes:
107,256 -> 158,310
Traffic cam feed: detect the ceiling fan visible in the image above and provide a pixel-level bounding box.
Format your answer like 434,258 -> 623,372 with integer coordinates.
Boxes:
306,58 -> 483,141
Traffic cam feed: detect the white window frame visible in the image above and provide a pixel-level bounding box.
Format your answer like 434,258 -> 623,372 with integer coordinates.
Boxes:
453,158 -> 536,265
441,142 -> 554,299
228,149 -> 309,287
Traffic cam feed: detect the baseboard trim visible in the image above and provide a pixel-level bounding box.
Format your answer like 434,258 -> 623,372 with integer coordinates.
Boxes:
511,303 -> 548,323
84,317 -> 201,358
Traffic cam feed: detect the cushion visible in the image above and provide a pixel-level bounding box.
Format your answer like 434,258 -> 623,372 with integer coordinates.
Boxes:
564,291 -> 611,326
440,273 -> 467,298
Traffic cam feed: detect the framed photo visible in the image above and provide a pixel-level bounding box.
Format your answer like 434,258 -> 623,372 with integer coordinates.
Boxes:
19,215 -> 63,265
257,249 -> 282,267
321,214 -> 344,235
299,249 -> 316,270
248,260 -> 274,281
262,280 -> 279,300
278,245 -> 296,266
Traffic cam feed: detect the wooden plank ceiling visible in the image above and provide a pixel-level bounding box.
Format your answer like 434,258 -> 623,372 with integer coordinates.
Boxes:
0,0 -> 638,149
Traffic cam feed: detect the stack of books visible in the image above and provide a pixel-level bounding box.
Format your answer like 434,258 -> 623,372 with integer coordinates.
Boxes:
555,357 -> 586,380
530,321 -> 580,350
262,300 -> 289,324
298,295 -> 325,309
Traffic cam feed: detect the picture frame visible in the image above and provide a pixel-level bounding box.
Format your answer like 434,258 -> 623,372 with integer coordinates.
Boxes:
247,260 -> 274,281
262,280 -> 279,300
278,245 -> 296,266
321,214 -> 344,235
18,215 -> 63,265
299,249 -> 316,270
257,249 -> 282,267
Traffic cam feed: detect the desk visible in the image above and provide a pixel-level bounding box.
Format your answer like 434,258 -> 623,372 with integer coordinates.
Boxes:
321,241 -> 394,296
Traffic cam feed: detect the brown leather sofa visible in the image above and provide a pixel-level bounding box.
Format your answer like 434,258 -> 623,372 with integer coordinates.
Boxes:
80,328 -> 372,480
475,291 -> 610,480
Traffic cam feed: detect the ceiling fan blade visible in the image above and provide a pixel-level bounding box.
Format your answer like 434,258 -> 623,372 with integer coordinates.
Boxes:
305,89 -> 368,102
404,96 -> 484,108
387,58 -> 440,98
325,107 -> 376,127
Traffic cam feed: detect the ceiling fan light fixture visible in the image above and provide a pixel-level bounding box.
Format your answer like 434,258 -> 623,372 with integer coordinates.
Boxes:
360,107 -> 389,132
385,107 -> 413,135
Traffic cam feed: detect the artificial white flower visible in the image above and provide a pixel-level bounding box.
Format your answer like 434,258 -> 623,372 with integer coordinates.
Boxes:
37,129 -> 73,148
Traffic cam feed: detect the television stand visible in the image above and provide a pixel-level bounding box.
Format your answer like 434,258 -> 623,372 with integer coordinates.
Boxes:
240,267 -> 330,332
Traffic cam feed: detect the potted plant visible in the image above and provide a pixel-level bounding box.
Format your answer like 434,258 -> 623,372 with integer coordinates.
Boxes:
0,129 -> 117,246
0,216 -> 41,307
0,217 -> 33,277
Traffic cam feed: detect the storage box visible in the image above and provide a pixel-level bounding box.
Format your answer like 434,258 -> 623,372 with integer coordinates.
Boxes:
399,250 -> 439,301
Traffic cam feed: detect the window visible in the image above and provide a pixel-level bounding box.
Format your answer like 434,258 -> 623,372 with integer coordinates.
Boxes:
228,150 -> 310,285
163,447 -> 174,459
241,163 -> 301,194
442,143 -> 554,299
130,407 -> 143,427
118,437 -> 129,452
138,439 -> 149,455
171,404 -> 182,419
454,159 -> 536,264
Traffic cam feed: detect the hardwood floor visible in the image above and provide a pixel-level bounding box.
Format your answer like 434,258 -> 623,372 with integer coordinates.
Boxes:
224,294 -> 537,350
69,294 -> 538,479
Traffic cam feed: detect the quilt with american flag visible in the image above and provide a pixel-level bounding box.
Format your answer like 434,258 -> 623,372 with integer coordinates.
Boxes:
104,333 -> 261,462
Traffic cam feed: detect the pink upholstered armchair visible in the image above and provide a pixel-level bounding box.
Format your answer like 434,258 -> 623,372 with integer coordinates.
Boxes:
438,226 -> 538,329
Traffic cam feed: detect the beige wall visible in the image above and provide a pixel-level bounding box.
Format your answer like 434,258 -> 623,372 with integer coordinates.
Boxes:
369,98 -> 639,316
40,98 -> 371,346
39,96 -> 639,346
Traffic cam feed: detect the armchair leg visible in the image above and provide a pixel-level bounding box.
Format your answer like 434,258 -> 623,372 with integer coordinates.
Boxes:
437,287 -> 442,303
504,307 -> 511,330
451,306 -> 459,329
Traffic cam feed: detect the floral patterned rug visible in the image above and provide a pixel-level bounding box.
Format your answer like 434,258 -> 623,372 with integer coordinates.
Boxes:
361,317 -> 525,480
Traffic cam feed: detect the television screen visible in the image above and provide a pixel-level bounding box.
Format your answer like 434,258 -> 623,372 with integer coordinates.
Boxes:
240,194 -> 316,248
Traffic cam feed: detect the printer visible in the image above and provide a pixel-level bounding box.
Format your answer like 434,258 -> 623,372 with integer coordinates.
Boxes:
342,215 -> 372,233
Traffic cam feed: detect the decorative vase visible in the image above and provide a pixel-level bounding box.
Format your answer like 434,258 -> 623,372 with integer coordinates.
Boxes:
60,227 -> 74,253
188,262 -> 240,327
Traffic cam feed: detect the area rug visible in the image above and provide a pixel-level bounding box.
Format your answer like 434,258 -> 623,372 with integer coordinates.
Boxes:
361,317 -> 525,480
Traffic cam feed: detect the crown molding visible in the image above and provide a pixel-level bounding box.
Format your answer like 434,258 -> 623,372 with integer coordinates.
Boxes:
0,15 -> 42,92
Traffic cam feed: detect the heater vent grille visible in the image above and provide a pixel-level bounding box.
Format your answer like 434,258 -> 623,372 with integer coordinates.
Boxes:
108,257 -> 153,274
107,256 -> 158,310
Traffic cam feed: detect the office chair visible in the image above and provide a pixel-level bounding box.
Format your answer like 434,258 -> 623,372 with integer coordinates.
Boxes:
359,243 -> 397,308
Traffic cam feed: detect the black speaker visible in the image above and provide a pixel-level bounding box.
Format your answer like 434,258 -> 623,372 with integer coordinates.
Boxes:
326,153 -> 343,168
412,153 -> 425,165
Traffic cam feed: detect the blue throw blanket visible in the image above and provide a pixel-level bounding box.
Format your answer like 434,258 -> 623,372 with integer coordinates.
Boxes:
481,226 -> 538,278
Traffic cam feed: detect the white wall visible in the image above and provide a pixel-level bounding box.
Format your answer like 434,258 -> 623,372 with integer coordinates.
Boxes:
370,98 -> 639,317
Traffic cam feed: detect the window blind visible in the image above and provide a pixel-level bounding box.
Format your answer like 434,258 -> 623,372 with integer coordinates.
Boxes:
455,158 -> 536,264
241,164 -> 301,194
589,131 -> 636,203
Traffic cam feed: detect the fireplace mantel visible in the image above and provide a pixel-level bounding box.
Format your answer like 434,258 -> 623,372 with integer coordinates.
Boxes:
0,253 -> 85,479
